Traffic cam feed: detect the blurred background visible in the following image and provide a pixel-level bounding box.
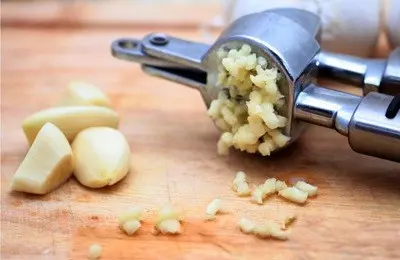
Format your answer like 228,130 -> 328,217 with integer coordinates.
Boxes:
2,0 -> 399,57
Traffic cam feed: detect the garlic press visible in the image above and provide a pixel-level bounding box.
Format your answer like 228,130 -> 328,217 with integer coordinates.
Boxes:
111,8 -> 400,162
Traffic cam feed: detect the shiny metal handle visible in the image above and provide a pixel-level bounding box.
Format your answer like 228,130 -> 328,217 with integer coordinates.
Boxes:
315,48 -> 400,95
348,92 -> 400,162
295,85 -> 400,162
141,33 -> 209,71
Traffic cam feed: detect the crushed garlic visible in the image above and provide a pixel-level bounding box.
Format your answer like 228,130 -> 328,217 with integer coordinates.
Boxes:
253,221 -> 290,240
281,215 -> 297,230
251,185 -> 265,204
205,198 -> 222,220
88,244 -> 102,260
118,207 -> 144,235
155,219 -> 181,235
232,171 -> 251,196
278,187 -> 308,204
295,181 -> 318,196
122,220 -> 141,235
262,178 -> 277,195
250,178 -> 278,204
208,44 -> 290,156
238,218 -> 255,234
275,180 -> 288,191
154,206 -> 183,235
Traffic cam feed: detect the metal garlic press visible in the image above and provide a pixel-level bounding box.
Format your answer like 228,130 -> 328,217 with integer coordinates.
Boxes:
111,8 -> 400,163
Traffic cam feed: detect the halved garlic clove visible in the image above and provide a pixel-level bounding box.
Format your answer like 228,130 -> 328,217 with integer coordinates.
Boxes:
72,127 -> 130,188
10,122 -> 74,194
22,106 -> 119,145
59,81 -> 111,107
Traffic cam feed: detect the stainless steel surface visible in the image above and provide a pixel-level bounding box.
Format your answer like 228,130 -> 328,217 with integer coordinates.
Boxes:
111,8 -> 400,162
294,85 -> 361,136
315,48 -> 400,95
141,34 -> 208,71
381,48 -> 400,95
348,92 -> 400,162
141,65 -> 206,90
295,85 -> 400,162
111,38 -> 185,68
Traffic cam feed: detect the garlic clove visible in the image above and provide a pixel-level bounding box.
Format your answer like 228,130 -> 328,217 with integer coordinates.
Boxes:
10,122 -> 74,194
59,81 -> 111,107
72,127 -> 130,188
22,106 -> 119,145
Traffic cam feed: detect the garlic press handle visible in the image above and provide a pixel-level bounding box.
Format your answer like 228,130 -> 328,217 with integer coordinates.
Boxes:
315,48 -> 400,96
295,85 -> 400,162
348,92 -> 400,162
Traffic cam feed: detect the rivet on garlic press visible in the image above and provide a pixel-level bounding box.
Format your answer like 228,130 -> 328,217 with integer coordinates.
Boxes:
149,33 -> 169,46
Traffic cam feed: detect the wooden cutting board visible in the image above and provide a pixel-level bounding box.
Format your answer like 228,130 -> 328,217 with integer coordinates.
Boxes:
2,2 -> 400,260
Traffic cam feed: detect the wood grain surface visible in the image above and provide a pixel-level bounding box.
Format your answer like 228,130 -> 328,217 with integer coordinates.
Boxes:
2,2 -> 400,260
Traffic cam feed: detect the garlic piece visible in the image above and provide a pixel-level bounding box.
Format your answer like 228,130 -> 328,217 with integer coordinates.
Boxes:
205,198 -> 222,220
275,180 -> 287,191
88,243 -> 102,260
251,186 -> 264,204
156,219 -> 181,235
281,214 -> 297,230
278,187 -> 308,204
295,181 -> 318,196
22,106 -> 119,145
122,220 -> 141,235
262,178 -> 277,195
232,171 -> 246,191
236,182 -> 251,196
10,123 -> 74,194
238,218 -> 255,234
118,206 -> 144,235
72,127 -> 130,188
253,221 -> 289,240
155,206 -> 183,225
60,81 -> 111,107
232,171 -> 251,196
118,206 -> 144,227
154,206 -> 183,235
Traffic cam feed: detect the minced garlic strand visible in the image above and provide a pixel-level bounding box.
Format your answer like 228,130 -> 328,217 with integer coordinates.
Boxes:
238,218 -> 255,234
295,181 -> 318,196
278,187 -> 308,204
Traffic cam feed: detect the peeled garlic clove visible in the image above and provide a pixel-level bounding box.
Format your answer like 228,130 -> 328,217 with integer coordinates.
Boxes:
72,127 -> 130,188
22,106 -> 119,145
10,122 -> 74,194
59,81 -> 111,107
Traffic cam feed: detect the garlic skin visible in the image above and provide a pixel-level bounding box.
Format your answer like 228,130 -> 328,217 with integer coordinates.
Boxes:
72,127 -> 130,188
223,0 -> 380,57
10,123 -> 74,194
59,81 -> 111,107
22,106 -> 119,145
